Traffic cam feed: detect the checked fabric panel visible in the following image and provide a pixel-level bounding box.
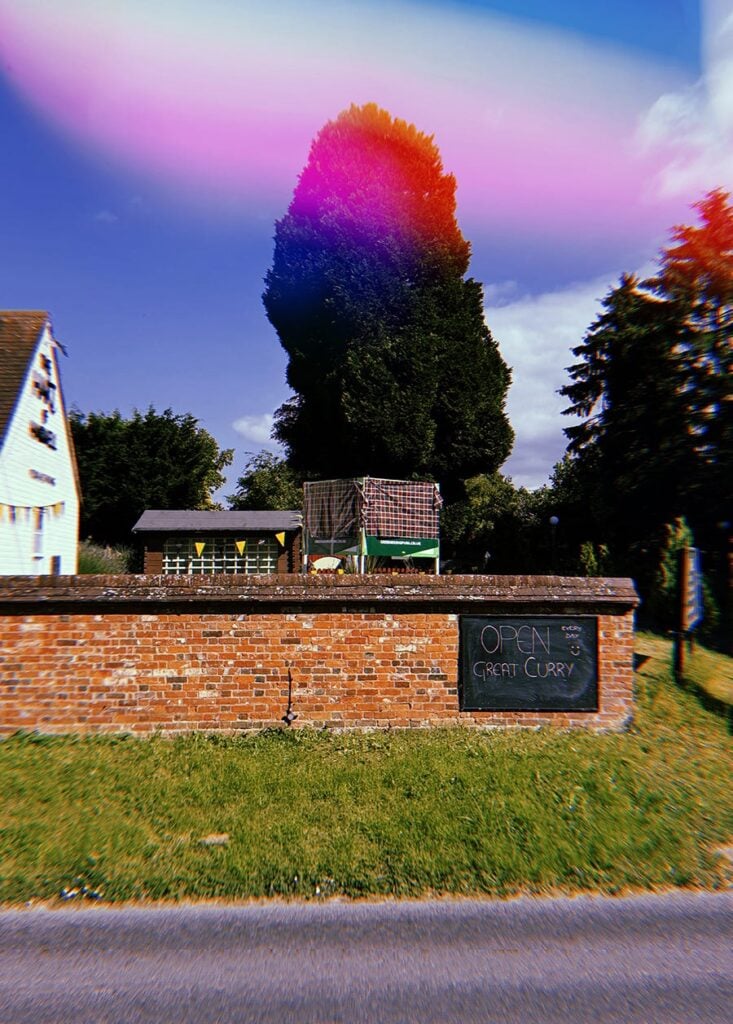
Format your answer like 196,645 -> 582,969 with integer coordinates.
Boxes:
304,478 -> 442,544
362,478 -> 442,539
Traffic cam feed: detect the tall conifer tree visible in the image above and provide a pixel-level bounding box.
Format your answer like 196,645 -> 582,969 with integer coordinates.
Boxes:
263,103 -> 513,496
558,191 -> 732,585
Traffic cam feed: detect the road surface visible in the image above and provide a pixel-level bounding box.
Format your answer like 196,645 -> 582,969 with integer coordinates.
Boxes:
0,891 -> 730,1022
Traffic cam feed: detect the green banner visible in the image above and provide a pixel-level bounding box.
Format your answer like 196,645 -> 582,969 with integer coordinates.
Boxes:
365,536 -> 439,558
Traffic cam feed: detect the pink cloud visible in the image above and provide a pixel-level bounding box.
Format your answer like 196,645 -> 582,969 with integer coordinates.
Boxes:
0,0 -> 692,238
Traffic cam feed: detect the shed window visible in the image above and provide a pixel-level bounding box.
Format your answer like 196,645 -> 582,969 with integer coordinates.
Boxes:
162,536 -> 279,575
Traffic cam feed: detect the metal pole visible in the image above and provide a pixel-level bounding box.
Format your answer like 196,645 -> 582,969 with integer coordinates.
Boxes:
549,516 -> 559,574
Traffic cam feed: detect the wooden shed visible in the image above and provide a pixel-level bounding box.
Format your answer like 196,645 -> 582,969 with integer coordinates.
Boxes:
132,510 -> 301,575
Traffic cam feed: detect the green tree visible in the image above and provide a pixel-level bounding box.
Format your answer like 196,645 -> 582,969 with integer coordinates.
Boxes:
70,407 -> 233,546
646,517 -> 720,640
227,451 -> 303,511
263,103 -> 513,498
555,192 -> 731,618
647,189 -> 732,527
560,273 -> 695,570
441,472 -> 549,573
647,516 -> 696,630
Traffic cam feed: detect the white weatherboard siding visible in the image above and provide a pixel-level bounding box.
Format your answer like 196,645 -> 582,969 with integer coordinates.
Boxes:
0,325 -> 79,574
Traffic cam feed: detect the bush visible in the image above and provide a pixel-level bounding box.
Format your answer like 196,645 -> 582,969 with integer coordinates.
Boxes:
77,540 -> 132,574
578,541 -> 610,577
646,517 -> 720,642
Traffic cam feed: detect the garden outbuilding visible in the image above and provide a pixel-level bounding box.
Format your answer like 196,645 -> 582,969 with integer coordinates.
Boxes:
133,510 -> 301,575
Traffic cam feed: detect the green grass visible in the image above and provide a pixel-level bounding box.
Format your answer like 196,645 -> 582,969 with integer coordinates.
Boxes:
685,643 -> 733,708
636,630 -> 733,710
1,636 -> 731,904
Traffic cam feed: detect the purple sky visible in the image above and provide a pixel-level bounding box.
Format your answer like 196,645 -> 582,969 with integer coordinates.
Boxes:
1,0 -> 728,493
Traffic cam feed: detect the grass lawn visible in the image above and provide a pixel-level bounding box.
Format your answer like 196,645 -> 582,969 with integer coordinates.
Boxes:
1,633 -> 731,904
635,631 -> 733,710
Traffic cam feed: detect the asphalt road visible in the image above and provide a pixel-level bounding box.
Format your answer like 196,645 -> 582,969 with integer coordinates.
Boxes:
0,891 -> 730,1023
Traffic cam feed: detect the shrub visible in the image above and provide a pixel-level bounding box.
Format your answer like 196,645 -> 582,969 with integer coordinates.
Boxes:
647,518 -> 720,641
77,540 -> 131,574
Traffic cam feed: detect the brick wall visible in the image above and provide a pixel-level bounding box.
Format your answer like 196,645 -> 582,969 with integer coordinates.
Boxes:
0,575 -> 637,735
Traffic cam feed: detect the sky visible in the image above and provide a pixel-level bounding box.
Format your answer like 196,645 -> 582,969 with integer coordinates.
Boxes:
1,0 -> 731,494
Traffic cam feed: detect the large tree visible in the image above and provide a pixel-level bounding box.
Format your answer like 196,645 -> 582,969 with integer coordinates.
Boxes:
263,103 -> 513,497
70,407 -> 233,546
557,191 -> 732,601
561,274 -> 695,561
647,189 -> 732,521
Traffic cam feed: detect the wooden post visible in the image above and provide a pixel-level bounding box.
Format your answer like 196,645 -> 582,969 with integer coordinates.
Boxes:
674,546 -> 690,681
673,630 -> 685,680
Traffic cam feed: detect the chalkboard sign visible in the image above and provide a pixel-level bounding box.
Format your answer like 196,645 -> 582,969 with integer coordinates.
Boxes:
459,616 -> 598,712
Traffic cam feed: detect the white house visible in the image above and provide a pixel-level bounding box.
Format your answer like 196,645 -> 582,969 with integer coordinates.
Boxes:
0,311 -> 80,575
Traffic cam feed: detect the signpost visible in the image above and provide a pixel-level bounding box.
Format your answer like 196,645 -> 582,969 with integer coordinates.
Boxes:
459,616 -> 599,712
675,546 -> 704,679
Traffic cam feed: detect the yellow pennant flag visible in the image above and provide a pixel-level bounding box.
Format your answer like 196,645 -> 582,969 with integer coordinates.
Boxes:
275,532 -> 286,547
194,541 -> 206,556
235,540 -> 246,555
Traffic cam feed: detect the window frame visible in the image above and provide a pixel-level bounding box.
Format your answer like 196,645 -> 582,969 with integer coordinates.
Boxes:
161,535 -> 280,575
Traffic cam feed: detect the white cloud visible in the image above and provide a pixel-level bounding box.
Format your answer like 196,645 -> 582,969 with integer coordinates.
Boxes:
637,0 -> 733,197
231,412 -> 276,446
483,280 -> 521,308
487,277 -> 612,490
94,209 -> 118,224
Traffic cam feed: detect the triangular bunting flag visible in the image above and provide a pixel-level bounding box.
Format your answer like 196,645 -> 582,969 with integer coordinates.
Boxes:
195,541 -> 206,556
275,532 -> 286,546
235,540 -> 246,555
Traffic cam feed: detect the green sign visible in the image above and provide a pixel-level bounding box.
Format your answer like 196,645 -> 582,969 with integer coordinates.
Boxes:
364,536 -> 439,558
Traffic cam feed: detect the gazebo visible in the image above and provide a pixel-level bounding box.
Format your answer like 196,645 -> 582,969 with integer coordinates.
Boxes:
302,477 -> 442,574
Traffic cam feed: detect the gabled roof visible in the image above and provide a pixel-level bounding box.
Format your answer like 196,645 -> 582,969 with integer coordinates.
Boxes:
0,311 -> 49,447
132,510 -> 302,533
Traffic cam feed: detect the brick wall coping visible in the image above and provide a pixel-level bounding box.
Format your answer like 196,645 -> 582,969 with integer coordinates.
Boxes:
0,573 -> 638,613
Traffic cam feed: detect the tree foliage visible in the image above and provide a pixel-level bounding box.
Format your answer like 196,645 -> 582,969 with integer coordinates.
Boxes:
70,407 -> 233,546
648,189 -> 733,509
554,190 -> 732,626
263,103 -> 513,497
441,473 -> 551,573
227,451 -> 303,511
560,273 -> 695,562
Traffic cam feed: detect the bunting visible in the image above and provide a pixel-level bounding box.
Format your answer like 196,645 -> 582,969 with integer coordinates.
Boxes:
194,541 -> 206,556
275,532 -> 286,546
235,540 -> 246,555
0,501 -> 66,523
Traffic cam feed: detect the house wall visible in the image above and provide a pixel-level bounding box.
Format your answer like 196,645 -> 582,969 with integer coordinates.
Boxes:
0,575 -> 637,735
0,326 -> 79,575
